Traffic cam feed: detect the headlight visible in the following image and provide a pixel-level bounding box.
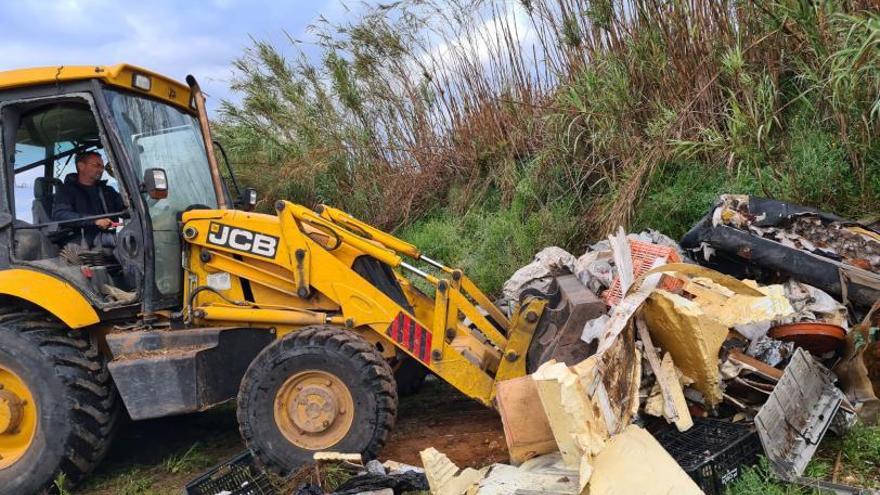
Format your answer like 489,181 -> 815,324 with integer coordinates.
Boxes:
132,73 -> 152,91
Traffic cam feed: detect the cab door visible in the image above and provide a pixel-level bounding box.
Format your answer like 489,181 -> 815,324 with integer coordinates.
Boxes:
100,87 -> 219,310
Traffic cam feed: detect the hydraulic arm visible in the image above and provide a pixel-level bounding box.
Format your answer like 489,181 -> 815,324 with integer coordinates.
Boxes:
181,201 -> 550,404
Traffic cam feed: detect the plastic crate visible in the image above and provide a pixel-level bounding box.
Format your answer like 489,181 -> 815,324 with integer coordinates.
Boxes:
602,239 -> 684,305
653,418 -> 761,495
185,451 -> 276,495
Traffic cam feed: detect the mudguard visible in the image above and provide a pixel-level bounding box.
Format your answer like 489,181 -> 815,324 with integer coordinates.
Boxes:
0,268 -> 99,328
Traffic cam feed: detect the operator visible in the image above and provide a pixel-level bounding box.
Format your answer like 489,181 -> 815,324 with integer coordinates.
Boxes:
52,151 -> 125,248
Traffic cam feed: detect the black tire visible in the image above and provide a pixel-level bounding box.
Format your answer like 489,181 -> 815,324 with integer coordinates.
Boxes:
393,356 -> 429,396
0,313 -> 119,495
237,326 -> 397,474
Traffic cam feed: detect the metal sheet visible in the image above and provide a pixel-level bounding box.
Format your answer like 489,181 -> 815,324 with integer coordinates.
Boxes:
755,348 -> 845,479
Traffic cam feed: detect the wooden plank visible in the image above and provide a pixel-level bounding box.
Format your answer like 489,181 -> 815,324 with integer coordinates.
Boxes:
729,349 -> 784,382
636,317 -> 693,431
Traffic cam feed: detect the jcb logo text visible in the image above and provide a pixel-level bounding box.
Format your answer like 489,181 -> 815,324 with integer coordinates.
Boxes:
206,223 -> 278,258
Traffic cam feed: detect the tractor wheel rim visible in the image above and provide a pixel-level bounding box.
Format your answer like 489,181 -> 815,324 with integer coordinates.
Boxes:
274,370 -> 354,450
0,365 -> 37,469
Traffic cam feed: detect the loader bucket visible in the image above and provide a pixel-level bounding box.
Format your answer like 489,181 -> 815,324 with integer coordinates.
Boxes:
525,274 -> 605,373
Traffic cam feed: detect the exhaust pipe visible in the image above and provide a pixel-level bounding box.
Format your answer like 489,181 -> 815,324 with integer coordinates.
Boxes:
186,75 -> 228,209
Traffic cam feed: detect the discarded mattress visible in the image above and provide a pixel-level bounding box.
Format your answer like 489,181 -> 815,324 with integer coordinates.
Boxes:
681,195 -> 880,308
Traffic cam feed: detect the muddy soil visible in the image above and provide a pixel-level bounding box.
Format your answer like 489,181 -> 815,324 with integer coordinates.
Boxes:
382,376 -> 509,467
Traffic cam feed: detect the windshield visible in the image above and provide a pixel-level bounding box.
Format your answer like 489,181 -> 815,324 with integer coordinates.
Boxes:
105,89 -> 218,295
105,90 -> 217,217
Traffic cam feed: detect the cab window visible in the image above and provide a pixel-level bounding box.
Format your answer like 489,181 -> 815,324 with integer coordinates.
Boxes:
6,100 -> 125,260
12,143 -> 43,223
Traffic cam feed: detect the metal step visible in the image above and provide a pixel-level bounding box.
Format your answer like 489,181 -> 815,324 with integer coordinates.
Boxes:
107,327 -> 274,420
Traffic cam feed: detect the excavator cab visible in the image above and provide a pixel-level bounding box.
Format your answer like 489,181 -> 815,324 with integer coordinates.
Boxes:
0,65 -> 598,494
0,67 -> 229,316
0,66 -> 245,494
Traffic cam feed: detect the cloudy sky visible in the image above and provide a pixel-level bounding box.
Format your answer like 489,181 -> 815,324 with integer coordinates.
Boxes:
0,0 -> 359,113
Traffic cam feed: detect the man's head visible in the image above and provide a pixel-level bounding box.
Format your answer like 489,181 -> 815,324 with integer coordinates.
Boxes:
75,151 -> 105,186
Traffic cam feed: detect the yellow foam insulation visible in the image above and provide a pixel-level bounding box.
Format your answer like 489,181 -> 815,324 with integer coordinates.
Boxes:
643,290 -> 729,406
687,279 -> 793,328
643,269 -> 793,408
588,425 -> 703,495
532,361 -> 591,469
533,325 -> 642,490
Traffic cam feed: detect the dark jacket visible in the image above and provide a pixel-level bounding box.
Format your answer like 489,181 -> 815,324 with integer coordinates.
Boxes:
52,173 -> 125,240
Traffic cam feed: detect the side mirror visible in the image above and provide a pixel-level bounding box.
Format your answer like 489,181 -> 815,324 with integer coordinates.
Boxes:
142,168 -> 168,200
241,187 -> 257,211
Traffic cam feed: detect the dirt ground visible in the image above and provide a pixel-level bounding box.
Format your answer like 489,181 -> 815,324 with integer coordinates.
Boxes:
75,377 -> 507,494
379,377 -> 508,468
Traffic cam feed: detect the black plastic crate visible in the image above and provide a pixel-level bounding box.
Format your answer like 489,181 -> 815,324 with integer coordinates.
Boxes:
185,451 -> 276,495
653,418 -> 761,495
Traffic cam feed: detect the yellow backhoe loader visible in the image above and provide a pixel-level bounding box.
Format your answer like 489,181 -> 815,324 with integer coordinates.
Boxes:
0,64 -> 601,494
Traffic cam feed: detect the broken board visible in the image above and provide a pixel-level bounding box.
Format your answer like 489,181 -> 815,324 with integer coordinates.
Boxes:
636,317 -> 693,431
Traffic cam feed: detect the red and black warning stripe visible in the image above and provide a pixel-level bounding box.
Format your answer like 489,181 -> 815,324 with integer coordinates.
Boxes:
386,312 -> 433,364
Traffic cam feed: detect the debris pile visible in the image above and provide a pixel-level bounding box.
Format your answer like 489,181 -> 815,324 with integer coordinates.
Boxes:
292,453 -> 430,495
217,196 -> 877,495
421,197 -> 878,494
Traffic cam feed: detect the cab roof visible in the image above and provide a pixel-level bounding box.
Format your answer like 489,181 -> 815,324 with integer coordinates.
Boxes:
0,64 -> 194,113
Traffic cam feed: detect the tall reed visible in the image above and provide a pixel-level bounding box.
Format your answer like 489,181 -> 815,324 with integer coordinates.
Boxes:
216,0 -> 880,241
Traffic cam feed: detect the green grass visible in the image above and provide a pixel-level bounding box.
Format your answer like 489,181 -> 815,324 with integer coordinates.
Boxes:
630,162 -> 754,240
74,405 -> 244,495
53,473 -> 72,495
161,443 -> 212,475
727,425 -> 880,494
81,468 -> 159,495
321,462 -> 359,492
400,107 -> 880,295
399,178 -> 579,296
727,459 -> 817,495
820,424 -> 880,487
